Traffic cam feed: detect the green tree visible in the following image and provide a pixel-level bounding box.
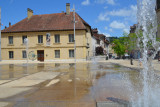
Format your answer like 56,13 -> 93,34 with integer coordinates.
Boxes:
112,38 -> 126,58
127,33 -> 138,52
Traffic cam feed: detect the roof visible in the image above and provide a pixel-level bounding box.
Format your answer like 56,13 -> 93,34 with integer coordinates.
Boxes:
93,34 -> 104,39
2,12 -> 90,33
92,28 -> 98,34
93,33 -> 109,44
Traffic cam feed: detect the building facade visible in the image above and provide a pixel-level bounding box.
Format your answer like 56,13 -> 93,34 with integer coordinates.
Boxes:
157,0 -> 160,60
92,28 -> 109,56
129,24 -> 141,59
1,3 -> 93,61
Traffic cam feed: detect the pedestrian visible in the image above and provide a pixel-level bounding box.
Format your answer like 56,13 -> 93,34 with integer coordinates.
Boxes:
138,51 -> 142,66
130,52 -> 133,65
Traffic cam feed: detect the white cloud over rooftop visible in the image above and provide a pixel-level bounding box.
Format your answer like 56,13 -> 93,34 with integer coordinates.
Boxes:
81,0 -> 90,6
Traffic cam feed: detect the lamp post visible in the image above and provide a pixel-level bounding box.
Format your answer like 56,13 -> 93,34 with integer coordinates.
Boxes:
73,5 -> 76,63
72,4 -> 77,99
0,8 -> 1,61
24,38 -> 29,64
24,38 -> 29,75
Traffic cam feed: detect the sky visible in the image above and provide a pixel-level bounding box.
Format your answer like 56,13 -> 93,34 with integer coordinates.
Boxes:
0,0 -> 137,37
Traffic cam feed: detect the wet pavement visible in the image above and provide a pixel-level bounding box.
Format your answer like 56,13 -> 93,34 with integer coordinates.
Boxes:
0,62 -> 144,107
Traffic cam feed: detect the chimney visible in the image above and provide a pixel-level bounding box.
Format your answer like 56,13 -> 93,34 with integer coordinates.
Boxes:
27,8 -> 33,19
66,3 -> 70,15
9,22 -> 11,27
5,26 -> 7,29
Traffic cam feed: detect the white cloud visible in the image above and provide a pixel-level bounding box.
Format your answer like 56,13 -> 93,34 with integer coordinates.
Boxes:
109,28 -> 113,32
110,21 -> 126,29
95,0 -> 106,4
97,5 -> 137,23
104,6 -> 108,9
10,0 -> 14,4
107,0 -> 115,5
98,13 -> 110,21
103,33 -> 111,37
98,29 -> 102,34
109,9 -> 131,17
110,5 -> 137,17
104,26 -> 108,30
82,0 -> 90,6
98,29 -> 111,37
95,0 -> 115,5
109,5 -> 137,22
123,28 -> 129,34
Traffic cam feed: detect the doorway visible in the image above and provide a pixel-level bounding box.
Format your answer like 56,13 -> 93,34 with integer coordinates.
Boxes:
37,50 -> 44,61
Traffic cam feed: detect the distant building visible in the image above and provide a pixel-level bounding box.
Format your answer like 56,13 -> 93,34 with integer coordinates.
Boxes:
92,28 -> 109,55
130,24 -> 137,33
105,37 -> 120,58
156,0 -> 160,60
1,3 -> 93,61
129,24 -> 141,59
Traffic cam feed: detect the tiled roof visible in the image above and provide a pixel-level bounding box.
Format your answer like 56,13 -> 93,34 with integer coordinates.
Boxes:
93,33 -> 109,44
93,34 -> 104,39
92,28 -> 98,34
2,12 -> 90,33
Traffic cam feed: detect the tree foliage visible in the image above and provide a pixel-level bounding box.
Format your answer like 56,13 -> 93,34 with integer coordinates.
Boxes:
127,33 -> 138,51
96,46 -> 104,55
112,38 -> 126,57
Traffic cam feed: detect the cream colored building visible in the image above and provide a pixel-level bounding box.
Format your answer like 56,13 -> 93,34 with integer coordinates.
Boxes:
1,3 -> 93,61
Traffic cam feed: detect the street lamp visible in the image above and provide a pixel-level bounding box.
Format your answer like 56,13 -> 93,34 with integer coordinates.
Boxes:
0,8 -> 1,61
73,5 -> 76,63
24,38 -> 29,63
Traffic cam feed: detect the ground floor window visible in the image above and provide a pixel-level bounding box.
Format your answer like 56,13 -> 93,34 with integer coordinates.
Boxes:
22,50 -> 27,58
55,50 -> 60,58
9,51 -> 14,59
69,50 -> 74,58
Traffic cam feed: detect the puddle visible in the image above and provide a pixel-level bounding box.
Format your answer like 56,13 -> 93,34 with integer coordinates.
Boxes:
0,62 -> 142,107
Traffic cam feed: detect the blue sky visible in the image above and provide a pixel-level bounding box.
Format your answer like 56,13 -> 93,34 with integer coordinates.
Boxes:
0,0 -> 137,37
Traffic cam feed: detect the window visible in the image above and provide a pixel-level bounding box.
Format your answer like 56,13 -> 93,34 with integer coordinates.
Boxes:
97,40 -> 100,44
69,50 -> 74,58
69,34 -> 74,43
22,36 -> 27,44
38,35 -> 43,43
55,34 -> 60,43
8,36 -> 13,44
9,51 -> 14,59
22,51 -> 27,58
55,50 -> 60,58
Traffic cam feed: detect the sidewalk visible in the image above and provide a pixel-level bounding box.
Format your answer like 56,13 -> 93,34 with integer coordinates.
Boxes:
0,60 -> 89,64
106,59 -> 160,72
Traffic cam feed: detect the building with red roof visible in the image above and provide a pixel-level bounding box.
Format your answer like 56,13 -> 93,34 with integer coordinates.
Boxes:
1,3 -> 93,61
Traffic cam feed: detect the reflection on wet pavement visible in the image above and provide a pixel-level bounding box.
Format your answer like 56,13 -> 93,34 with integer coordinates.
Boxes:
0,62 -> 141,107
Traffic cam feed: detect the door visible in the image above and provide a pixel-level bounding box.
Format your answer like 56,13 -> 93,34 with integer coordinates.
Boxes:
37,50 -> 44,61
